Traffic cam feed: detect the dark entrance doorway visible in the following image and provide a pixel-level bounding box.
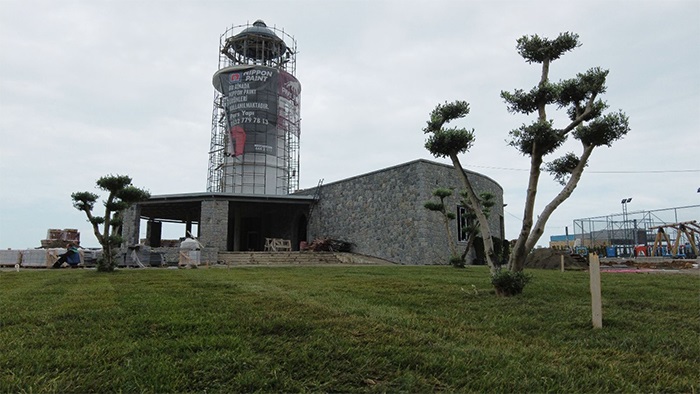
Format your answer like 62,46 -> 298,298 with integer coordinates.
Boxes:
241,217 -> 262,251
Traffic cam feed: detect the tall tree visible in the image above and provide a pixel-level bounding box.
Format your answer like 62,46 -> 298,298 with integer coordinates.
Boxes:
424,101 -> 499,274
501,32 -> 630,272
72,175 -> 150,272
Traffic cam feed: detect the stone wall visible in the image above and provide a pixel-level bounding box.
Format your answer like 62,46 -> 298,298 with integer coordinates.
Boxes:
300,159 -> 503,265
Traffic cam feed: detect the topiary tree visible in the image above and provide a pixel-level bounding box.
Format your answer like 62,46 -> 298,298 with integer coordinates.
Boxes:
424,101 -> 499,274
71,175 -> 150,272
501,32 -> 630,274
424,188 -> 460,266
424,33 -> 629,296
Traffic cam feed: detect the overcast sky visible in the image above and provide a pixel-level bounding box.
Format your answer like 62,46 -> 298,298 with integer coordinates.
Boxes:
1,0 -> 698,249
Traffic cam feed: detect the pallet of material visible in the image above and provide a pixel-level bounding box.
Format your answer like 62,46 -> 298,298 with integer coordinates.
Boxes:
41,239 -> 70,248
45,228 -> 80,243
47,229 -> 64,240
20,249 -> 63,268
0,250 -> 21,267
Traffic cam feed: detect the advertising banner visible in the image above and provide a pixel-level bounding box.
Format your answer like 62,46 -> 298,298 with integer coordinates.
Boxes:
215,66 -> 300,157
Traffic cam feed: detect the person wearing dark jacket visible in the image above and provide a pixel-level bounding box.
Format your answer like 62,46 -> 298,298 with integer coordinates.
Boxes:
52,244 -> 81,268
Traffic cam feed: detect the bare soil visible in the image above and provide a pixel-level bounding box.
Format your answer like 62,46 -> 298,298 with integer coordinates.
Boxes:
525,248 -> 587,270
525,248 -> 700,273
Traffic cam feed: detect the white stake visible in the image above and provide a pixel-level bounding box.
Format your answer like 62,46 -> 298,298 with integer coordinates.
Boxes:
589,253 -> 603,329
560,254 -> 565,272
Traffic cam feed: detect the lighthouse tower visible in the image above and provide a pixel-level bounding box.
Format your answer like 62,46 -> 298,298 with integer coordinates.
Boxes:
207,20 -> 301,195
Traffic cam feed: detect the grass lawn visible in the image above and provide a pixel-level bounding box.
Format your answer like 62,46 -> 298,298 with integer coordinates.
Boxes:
1,266 -> 698,393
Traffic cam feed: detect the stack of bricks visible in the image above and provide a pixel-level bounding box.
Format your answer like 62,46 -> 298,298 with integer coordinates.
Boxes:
40,228 -> 80,248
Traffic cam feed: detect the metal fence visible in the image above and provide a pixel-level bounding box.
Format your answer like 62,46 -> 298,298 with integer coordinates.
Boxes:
572,205 -> 700,256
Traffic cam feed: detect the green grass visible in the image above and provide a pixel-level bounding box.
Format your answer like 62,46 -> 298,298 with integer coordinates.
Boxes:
1,266 -> 698,393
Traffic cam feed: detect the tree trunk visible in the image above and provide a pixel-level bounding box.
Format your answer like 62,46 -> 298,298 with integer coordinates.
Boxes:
508,153 -> 543,272
524,145 -> 595,252
461,234 -> 476,262
99,192 -> 118,271
442,215 -> 458,259
449,153 -> 498,273
509,145 -> 595,271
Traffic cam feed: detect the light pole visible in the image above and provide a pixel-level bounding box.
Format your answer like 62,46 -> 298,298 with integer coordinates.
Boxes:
621,198 -> 632,256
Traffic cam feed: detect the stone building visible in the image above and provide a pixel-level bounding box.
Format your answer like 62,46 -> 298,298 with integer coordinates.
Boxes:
298,159 -> 504,265
122,159 -> 504,265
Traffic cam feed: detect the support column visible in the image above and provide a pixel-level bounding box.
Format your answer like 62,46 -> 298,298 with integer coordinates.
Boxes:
199,200 -> 228,250
121,205 -> 141,248
185,220 -> 192,238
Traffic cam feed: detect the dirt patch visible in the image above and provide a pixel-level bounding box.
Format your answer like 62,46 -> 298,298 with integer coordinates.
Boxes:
524,248 -> 700,273
602,259 -> 697,270
525,248 -> 587,270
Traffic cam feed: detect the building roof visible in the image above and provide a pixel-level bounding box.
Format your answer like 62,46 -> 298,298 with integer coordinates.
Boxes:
295,158 -> 503,194
139,192 -> 314,222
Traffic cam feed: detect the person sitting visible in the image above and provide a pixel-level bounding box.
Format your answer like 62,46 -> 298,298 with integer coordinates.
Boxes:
52,244 -> 81,268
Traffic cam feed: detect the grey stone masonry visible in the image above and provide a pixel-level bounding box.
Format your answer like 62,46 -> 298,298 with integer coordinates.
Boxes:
298,159 -> 503,265
199,200 -> 228,250
121,205 -> 140,247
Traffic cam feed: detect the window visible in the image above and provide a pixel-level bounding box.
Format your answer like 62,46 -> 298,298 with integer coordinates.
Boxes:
457,206 -> 476,242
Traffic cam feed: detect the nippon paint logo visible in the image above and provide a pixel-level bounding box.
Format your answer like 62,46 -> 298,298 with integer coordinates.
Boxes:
229,73 -> 242,82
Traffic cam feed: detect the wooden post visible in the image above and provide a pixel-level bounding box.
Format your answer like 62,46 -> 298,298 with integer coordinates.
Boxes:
560,254 -> 565,272
589,253 -> 603,329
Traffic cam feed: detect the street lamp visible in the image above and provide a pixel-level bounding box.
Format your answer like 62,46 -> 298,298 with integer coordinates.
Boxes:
621,198 -> 632,256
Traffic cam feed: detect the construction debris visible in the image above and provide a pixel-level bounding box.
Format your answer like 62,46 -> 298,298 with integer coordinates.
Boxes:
306,238 -> 355,252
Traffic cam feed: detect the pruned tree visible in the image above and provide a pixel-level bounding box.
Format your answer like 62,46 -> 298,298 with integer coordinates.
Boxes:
423,101 -> 499,274
72,175 -> 150,272
424,188 -> 459,265
501,32 -> 630,273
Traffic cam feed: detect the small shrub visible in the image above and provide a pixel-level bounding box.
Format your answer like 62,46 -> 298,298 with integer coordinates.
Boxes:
490,270 -> 531,296
96,249 -> 119,272
450,256 -> 465,268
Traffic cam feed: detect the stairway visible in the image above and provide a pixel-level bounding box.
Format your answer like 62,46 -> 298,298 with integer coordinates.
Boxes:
217,251 -> 393,266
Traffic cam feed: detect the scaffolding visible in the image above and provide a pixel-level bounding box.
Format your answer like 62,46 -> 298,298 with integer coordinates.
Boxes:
572,205 -> 700,256
207,20 -> 300,194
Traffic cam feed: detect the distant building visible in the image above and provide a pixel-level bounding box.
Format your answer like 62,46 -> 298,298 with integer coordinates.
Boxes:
549,234 -> 576,250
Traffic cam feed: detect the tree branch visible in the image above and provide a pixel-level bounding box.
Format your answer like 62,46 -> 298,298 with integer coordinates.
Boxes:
525,144 -> 595,252
102,191 -> 116,243
82,208 -> 104,246
562,91 -> 599,134
537,59 -> 550,121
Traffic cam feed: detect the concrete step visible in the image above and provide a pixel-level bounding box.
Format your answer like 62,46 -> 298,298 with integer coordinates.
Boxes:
218,251 -> 341,266
217,251 -> 394,266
